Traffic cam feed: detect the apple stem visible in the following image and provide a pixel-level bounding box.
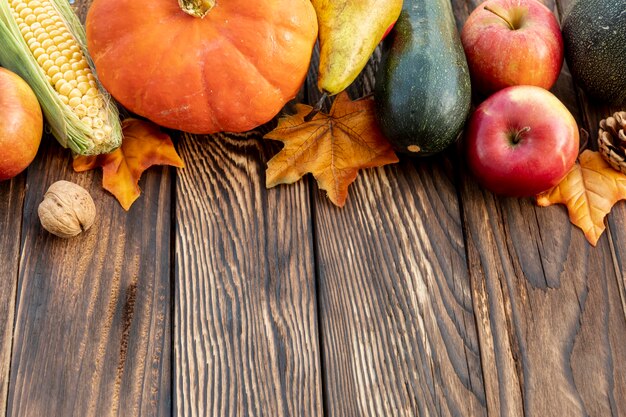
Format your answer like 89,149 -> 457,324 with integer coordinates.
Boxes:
512,126 -> 531,144
484,5 -> 515,30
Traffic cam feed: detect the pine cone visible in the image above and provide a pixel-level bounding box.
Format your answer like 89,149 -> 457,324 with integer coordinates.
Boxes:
598,111 -> 626,174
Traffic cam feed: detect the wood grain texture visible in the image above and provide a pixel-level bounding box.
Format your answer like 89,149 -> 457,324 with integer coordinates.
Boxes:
555,0 -> 626,322
456,1 -> 626,416
0,174 -> 25,414
308,47 -> 487,415
174,129 -> 321,416
6,136 -> 172,417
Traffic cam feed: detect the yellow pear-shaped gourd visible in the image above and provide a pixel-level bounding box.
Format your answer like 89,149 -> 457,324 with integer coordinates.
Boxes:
313,0 -> 402,95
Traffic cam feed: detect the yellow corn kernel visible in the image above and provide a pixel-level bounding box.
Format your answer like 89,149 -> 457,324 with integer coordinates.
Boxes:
70,61 -> 87,72
41,59 -> 54,72
81,117 -> 92,128
87,106 -> 99,118
68,88 -> 81,100
50,71 -> 63,85
62,70 -> 74,82
12,2 -> 26,12
81,95 -> 94,107
92,118 -> 104,130
32,47 -> 45,58
36,52 -> 48,66
68,96 -> 82,109
41,38 -> 54,50
93,130 -> 106,144
40,18 -> 54,28
73,104 -> 87,117
76,81 -> 89,95
18,7 -> 32,19
35,13 -> 49,23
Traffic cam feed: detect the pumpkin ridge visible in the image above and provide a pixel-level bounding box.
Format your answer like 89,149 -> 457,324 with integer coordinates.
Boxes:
138,22 -> 190,119
198,56 -> 223,132
219,31 -> 284,99
228,5 -> 315,42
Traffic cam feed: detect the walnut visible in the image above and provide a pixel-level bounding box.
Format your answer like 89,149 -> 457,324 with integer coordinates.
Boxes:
38,181 -> 96,238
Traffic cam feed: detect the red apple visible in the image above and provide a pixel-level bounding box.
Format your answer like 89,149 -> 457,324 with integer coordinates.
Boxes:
465,85 -> 579,197
0,67 -> 43,181
461,0 -> 564,95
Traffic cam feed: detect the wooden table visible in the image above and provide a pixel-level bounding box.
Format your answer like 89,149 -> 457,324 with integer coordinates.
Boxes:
2,0 -> 625,415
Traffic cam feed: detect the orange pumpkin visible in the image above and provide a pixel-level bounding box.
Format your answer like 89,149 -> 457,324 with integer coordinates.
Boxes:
86,0 -> 318,134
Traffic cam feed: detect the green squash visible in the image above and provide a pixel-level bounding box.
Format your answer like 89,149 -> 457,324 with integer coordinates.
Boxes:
562,0 -> 626,105
374,0 -> 472,155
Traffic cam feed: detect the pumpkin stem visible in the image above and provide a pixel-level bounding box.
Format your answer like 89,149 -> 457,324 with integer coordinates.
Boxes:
178,0 -> 215,18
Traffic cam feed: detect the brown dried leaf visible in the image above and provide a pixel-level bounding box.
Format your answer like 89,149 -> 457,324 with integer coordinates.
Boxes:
536,150 -> 626,246
264,92 -> 399,207
74,118 -> 184,210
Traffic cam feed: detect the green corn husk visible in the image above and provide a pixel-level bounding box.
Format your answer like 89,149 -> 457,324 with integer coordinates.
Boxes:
0,0 -> 122,155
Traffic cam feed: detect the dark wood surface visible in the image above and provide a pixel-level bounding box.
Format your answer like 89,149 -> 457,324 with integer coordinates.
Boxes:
1,0 -> 625,416
174,131 -> 321,416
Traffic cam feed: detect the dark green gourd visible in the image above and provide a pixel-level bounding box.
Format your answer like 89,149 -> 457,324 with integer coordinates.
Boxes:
561,0 -> 626,105
374,0 -> 471,155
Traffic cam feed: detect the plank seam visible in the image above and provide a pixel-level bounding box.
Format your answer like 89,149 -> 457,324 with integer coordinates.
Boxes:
170,153 -> 179,417
310,162 -> 328,417
454,160 -> 495,417
4,176 -> 27,417
605,226 -> 626,323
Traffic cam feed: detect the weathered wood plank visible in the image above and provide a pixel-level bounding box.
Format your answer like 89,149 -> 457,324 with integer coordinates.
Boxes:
457,1 -> 626,416
308,45 -> 487,415
6,136 -> 172,417
174,130 -> 321,416
557,0 -> 626,321
0,175 -> 25,414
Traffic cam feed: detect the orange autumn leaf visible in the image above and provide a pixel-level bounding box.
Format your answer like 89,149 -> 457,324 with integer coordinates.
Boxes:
74,118 -> 185,210
536,150 -> 626,246
264,92 -> 399,207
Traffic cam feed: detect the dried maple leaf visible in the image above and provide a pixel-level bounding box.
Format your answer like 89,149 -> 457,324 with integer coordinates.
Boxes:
264,92 -> 399,207
536,150 -> 626,246
74,118 -> 185,210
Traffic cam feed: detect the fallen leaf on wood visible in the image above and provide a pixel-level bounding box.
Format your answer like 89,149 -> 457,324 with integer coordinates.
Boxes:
264,92 -> 399,207
536,150 -> 626,246
74,118 -> 184,210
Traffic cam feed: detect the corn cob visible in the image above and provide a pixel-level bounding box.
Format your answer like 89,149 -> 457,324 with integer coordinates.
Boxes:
0,0 -> 121,155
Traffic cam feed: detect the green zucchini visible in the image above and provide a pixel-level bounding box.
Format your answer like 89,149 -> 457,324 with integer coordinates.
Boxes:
374,0 -> 471,155
561,0 -> 626,106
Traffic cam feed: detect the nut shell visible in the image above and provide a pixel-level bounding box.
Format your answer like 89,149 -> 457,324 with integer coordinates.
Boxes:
38,180 -> 96,238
